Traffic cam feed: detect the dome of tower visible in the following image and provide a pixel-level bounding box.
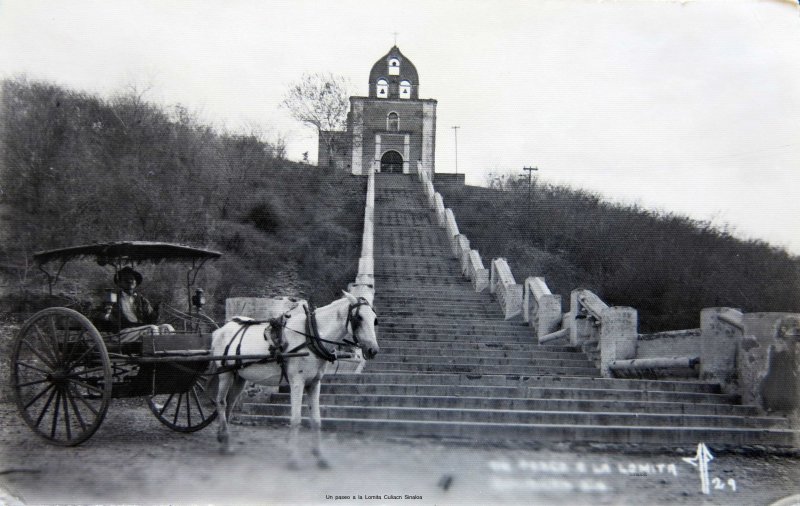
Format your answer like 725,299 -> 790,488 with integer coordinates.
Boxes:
368,46 -> 419,99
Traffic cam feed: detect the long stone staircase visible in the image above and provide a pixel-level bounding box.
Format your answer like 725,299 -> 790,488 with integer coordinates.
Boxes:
239,174 -> 796,447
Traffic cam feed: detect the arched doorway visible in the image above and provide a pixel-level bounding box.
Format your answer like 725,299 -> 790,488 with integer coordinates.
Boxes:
380,150 -> 404,174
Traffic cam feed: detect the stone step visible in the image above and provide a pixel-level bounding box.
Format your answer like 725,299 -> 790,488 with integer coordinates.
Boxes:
324,373 -> 724,394
375,275 -> 464,286
313,382 -> 742,404
365,361 -> 600,376
376,292 -> 494,303
240,403 -> 787,430
377,302 -> 502,313
262,392 -> 761,417
379,309 -> 506,319
377,333 -> 537,345
378,341 -> 579,355
380,322 -> 533,335
380,314 -> 527,326
374,353 -> 594,368
235,415 -> 798,446
380,345 -> 584,359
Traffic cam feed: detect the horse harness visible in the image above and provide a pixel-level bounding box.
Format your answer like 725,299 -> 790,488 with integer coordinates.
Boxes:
220,298 -> 376,382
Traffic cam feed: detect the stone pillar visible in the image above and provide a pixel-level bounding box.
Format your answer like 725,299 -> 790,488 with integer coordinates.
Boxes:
699,307 -> 743,391
434,194 -> 445,226
599,307 -> 638,378
455,235 -> 471,276
355,256 -> 374,287
468,250 -> 489,292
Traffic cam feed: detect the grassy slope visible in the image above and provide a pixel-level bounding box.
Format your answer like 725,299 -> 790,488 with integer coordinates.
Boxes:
439,182 -> 800,332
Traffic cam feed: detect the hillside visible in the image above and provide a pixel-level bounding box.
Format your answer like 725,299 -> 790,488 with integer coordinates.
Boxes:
0,77 -> 364,319
439,177 -> 800,332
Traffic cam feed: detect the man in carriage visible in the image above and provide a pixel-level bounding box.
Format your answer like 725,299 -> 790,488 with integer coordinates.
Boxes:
94,266 -> 174,342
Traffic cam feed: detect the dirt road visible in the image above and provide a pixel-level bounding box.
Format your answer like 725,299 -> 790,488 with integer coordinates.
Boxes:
0,400 -> 798,505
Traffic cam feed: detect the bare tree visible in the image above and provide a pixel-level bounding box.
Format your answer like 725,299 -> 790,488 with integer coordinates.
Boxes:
281,72 -> 350,168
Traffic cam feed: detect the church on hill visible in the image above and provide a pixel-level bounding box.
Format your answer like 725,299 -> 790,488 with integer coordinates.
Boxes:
318,46 -> 437,179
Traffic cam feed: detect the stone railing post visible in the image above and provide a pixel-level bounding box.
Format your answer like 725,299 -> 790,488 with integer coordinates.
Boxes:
490,258 -> 523,319
699,307 -> 743,391
569,289 -> 608,346
454,235 -> 471,275
467,250 -> 489,292
524,277 -> 562,339
599,307 -> 639,377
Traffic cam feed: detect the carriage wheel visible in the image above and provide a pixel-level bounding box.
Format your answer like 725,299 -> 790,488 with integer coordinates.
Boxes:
11,307 -> 112,446
146,363 -> 218,432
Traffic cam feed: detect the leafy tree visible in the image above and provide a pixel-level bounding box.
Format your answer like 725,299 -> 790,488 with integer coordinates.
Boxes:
281,72 -> 350,169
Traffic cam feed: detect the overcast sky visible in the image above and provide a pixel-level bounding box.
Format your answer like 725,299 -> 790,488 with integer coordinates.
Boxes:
1,0 -> 798,254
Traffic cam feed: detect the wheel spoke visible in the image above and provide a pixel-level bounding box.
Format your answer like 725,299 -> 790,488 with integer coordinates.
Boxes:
66,377 -> 104,394
185,392 -> 192,427
172,393 -> 184,425
61,388 -> 72,441
47,316 -> 64,363
23,383 -> 55,409
191,388 -> 206,420
16,377 -> 53,388
21,338 -> 56,369
50,390 -> 62,439
16,360 -> 53,376
31,324 -> 60,365
71,390 -> 100,416
65,384 -> 88,431
159,393 -> 176,416
34,387 -> 58,427
64,366 -> 107,379
66,339 -> 98,369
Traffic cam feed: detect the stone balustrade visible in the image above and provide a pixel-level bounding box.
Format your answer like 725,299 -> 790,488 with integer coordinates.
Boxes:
419,170 -> 799,426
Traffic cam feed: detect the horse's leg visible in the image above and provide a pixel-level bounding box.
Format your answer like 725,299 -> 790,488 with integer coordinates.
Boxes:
287,375 -> 305,470
307,377 -> 329,469
225,375 -> 247,420
214,372 -> 235,454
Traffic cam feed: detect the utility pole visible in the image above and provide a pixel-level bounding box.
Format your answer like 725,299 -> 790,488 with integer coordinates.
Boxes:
523,166 -> 538,214
452,126 -> 460,175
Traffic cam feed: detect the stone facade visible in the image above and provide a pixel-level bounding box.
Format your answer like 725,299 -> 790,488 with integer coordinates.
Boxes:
319,46 -> 437,178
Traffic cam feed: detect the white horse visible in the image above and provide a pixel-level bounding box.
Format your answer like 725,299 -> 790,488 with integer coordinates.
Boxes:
210,291 -> 379,467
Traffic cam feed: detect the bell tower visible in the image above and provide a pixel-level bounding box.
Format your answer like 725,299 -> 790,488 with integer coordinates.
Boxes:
346,46 -> 437,178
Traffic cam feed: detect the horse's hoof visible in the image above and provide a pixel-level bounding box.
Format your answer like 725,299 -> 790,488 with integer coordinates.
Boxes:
317,458 -> 330,470
287,459 -> 300,471
219,445 -> 234,456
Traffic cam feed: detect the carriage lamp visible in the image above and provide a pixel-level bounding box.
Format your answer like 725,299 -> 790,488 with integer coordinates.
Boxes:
191,288 -> 206,309
102,289 -> 117,319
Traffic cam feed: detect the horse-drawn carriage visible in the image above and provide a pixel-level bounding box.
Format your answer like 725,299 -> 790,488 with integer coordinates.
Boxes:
10,241 -> 380,462
12,241 -> 246,445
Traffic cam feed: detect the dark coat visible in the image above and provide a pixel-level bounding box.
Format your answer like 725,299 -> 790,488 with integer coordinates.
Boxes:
94,292 -> 158,333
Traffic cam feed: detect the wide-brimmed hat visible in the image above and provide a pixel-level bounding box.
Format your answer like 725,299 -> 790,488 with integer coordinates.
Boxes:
114,266 -> 143,286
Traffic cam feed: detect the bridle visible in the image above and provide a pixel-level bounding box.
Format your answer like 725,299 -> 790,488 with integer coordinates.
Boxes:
343,297 -> 378,348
